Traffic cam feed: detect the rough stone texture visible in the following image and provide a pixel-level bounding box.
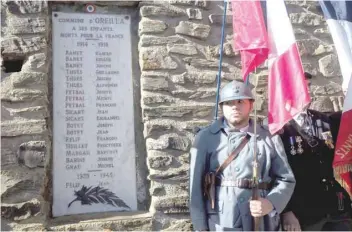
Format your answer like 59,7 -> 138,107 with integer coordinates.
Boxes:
5,1 -> 48,14
48,214 -> 153,231
153,195 -> 189,213
148,155 -> 173,169
187,8 -> 202,20
17,141 -> 46,168
139,35 -> 187,47
1,36 -> 47,57
1,120 -> 47,137
167,44 -> 198,56
319,54 -> 340,77
140,47 -> 178,70
208,14 -> 232,25
297,39 -> 333,56
1,199 -> 41,221
175,21 -> 211,40
1,0 -> 49,230
140,5 -> 186,17
5,16 -> 47,34
139,18 -> 167,35
290,12 -> 324,26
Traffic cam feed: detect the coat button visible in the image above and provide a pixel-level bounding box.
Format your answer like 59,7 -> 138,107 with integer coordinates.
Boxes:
235,167 -> 240,172
239,197 -> 244,203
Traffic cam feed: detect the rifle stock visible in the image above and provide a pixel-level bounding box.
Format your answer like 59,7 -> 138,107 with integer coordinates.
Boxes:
252,177 -> 261,231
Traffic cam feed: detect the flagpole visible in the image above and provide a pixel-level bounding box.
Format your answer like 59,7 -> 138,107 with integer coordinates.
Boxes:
214,0 -> 228,121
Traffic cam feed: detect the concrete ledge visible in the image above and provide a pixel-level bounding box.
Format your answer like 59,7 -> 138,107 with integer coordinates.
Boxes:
50,211 -> 151,224
8,212 -> 153,231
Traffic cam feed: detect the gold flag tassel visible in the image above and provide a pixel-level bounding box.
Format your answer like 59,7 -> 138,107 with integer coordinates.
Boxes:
333,164 -> 352,200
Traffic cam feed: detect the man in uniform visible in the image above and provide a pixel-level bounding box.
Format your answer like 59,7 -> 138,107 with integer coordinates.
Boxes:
189,80 -> 296,231
277,73 -> 352,231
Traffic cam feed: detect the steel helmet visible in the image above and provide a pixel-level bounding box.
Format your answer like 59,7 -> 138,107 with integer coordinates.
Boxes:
219,80 -> 255,104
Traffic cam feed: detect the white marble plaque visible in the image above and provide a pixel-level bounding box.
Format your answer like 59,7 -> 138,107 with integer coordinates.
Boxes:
52,12 -> 137,217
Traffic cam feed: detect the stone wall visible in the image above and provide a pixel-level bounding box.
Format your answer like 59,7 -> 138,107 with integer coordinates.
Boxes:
138,0 -> 344,230
0,0 -> 345,231
1,0 -> 50,230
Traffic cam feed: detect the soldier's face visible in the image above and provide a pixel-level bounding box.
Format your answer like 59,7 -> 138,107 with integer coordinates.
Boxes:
222,99 -> 253,126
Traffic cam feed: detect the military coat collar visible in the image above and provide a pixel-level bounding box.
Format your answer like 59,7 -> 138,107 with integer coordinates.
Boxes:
209,117 -> 260,137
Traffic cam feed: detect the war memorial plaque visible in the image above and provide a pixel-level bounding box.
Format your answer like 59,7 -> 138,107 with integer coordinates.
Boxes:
52,12 -> 137,216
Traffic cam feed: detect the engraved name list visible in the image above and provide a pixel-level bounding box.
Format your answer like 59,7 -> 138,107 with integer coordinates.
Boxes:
52,12 -> 137,217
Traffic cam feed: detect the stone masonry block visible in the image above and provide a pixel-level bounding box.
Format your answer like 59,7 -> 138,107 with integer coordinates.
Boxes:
175,21 -> 210,40
170,73 -> 186,84
297,39 -> 333,57
170,0 -> 208,8
148,155 -> 173,169
310,97 -> 335,112
183,57 -> 220,68
140,47 -> 178,70
143,121 -> 173,137
1,88 -> 47,102
143,93 -> 176,105
289,13 -> 324,26
208,14 -> 232,25
153,195 -> 189,213
6,1 -> 48,14
167,44 -> 197,56
142,77 -> 169,91
150,181 -> 188,197
10,72 -> 47,88
5,16 -> 46,34
186,8 -> 202,20
1,119 -> 46,137
149,167 -> 188,181
1,199 -> 41,221
22,53 -> 47,72
1,178 -> 42,204
1,36 -> 47,57
187,71 -> 217,84
17,141 -> 46,168
139,18 -> 167,35
319,54 -> 340,77
143,105 -> 213,118
140,5 -> 186,17
139,35 -> 187,47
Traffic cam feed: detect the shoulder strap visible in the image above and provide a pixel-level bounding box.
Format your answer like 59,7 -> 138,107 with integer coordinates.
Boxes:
215,134 -> 251,174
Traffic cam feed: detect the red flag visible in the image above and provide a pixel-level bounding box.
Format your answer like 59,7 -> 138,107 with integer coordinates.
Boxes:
333,79 -> 352,198
266,0 -> 311,134
231,0 -> 268,81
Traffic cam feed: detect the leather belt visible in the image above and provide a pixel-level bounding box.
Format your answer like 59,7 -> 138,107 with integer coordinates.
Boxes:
215,178 -> 271,190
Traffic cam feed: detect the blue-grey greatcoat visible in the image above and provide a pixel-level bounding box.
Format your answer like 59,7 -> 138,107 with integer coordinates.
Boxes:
189,118 -> 296,231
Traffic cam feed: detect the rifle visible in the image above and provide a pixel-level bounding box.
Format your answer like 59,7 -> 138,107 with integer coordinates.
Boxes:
251,72 -> 261,231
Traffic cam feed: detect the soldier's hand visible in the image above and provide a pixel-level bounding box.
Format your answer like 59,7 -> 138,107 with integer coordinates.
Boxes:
249,198 -> 274,217
282,211 -> 301,231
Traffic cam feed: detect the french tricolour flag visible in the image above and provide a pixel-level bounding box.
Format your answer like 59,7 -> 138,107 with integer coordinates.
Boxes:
231,0 -> 311,135
319,1 -> 352,198
319,1 -> 352,93
333,79 -> 352,198
266,0 -> 311,134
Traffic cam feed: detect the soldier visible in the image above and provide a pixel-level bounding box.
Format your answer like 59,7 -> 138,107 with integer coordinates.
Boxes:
189,80 -> 295,231
276,73 -> 352,231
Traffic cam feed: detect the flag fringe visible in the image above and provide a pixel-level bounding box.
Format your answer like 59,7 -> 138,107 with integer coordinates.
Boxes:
334,164 -> 352,174
333,164 -> 352,200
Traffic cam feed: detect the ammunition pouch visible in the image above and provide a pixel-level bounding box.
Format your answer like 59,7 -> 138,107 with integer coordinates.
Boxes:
203,171 -> 216,210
